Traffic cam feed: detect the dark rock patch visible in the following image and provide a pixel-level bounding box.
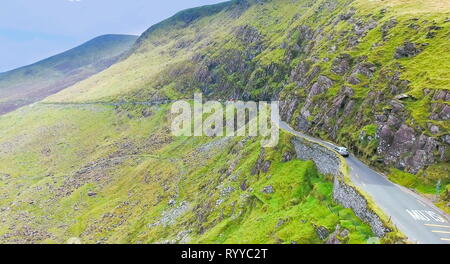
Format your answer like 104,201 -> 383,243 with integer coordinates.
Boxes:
394,41 -> 422,59
332,54 -> 353,75
261,185 -> 274,194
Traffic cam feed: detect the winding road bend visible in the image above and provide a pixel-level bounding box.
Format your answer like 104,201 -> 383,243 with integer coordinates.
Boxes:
279,121 -> 450,244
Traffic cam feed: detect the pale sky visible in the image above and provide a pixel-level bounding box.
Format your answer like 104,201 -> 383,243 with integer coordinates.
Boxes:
0,0 -> 226,72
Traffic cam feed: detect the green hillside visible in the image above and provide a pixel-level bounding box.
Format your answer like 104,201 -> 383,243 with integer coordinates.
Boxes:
0,0 -> 449,243
47,0 -> 449,200
0,34 -> 138,115
0,103 -> 374,243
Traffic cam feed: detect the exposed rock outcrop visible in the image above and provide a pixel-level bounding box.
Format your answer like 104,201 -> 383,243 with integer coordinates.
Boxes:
261,185 -> 275,194
381,19 -> 398,40
326,225 -> 350,244
332,54 -> 353,75
252,148 -> 272,175
374,95 -> 447,174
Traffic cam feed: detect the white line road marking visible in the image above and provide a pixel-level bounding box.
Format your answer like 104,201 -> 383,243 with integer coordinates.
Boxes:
432,230 -> 450,234
425,224 -> 450,228
441,238 -> 450,242
406,209 -> 447,223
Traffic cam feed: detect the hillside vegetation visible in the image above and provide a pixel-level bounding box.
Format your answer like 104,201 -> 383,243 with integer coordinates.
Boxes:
0,104 -> 373,243
47,0 -> 450,205
0,0 -> 449,243
0,34 -> 138,115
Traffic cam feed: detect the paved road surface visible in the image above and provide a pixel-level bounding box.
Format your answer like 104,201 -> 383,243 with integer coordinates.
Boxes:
278,121 -> 450,244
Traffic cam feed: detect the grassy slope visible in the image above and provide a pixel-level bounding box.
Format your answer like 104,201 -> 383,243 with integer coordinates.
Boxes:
0,35 -> 138,114
45,0 -> 450,204
0,104 -> 373,243
0,0 -> 449,243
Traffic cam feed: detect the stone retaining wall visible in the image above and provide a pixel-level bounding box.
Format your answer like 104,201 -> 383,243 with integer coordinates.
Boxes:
292,137 -> 391,237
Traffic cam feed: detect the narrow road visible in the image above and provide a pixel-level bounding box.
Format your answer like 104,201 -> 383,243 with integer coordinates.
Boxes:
278,121 -> 450,244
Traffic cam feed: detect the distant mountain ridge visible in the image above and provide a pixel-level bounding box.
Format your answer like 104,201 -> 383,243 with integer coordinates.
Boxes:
0,34 -> 138,115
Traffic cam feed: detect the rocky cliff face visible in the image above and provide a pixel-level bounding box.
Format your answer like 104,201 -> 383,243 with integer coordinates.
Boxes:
1,0 -> 448,244
274,5 -> 449,176
43,0 -> 449,190
127,0 -> 449,180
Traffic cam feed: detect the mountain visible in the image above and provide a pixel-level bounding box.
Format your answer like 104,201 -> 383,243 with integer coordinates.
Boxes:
0,34 -> 138,115
0,0 -> 448,244
47,0 -> 449,192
